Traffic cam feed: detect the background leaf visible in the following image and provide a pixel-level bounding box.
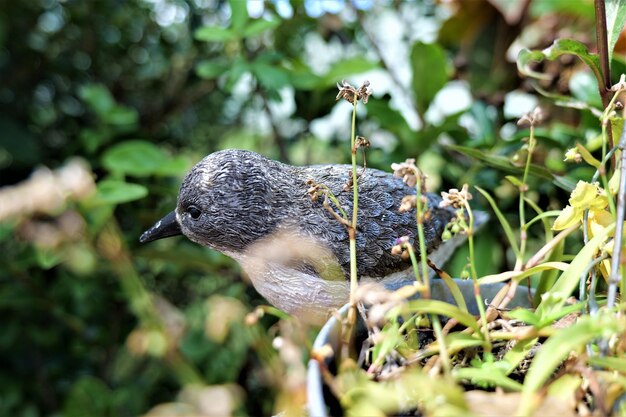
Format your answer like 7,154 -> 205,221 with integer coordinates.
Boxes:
517,39 -> 603,87
195,26 -> 237,42
92,180 -> 148,205
606,0 -> 626,63
410,42 -> 449,118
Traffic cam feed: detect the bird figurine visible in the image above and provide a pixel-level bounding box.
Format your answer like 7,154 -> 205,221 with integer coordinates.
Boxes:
140,149 -> 463,325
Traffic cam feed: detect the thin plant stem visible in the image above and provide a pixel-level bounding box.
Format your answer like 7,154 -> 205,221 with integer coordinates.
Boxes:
349,97 -> 359,301
465,201 -> 492,351
406,244 -> 424,290
414,173 -> 431,297
431,315 -> 451,375
516,122 -> 536,271
607,125 -> 626,309
594,0 -> 614,153
343,97 -> 360,359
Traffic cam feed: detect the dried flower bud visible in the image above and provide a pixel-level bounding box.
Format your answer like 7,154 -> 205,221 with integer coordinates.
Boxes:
355,136 -> 370,149
611,74 -> 626,92
399,195 -> 417,213
391,159 -> 424,188
356,80 -> 372,104
336,80 -> 372,104
517,107 -> 544,127
563,148 -> 582,163
440,184 -> 472,209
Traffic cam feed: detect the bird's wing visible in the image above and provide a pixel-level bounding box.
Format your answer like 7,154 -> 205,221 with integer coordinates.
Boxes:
298,165 -> 456,279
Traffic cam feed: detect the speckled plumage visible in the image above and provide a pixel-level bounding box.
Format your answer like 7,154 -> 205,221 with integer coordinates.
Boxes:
141,149 -> 458,324
175,149 -> 454,278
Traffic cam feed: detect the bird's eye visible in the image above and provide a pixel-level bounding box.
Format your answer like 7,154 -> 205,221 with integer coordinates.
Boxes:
188,205 -> 202,219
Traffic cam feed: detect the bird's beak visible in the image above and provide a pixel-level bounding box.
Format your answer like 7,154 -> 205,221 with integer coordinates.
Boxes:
139,210 -> 182,243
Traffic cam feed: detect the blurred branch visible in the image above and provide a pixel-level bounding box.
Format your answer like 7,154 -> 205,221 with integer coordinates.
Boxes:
595,0 -> 615,151
0,159 -> 95,222
260,92 -> 290,162
141,78 -> 217,133
356,10 -> 424,128
99,220 -> 206,385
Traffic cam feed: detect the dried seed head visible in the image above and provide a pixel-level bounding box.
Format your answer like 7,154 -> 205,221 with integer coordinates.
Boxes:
391,235 -> 412,259
306,180 -> 323,202
517,107 -> 544,127
440,184 -> 472,209
391,158 -> 425,189
336,80 -> 372,104
399,195 -> 417,213
356,80 -> 372,104
355,136 -> 370,149
343,169 -> 354,192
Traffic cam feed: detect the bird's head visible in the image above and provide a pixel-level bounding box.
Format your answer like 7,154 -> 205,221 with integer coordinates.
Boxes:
140,149 -> 285,253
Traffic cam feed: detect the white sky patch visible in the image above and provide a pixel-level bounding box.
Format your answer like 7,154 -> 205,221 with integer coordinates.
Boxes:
275,0 -> 294,18
310,102 -> 354,142
425,81 -> 472,125
248,1 -> 264,18
304,32 -> 345,75
147,0 -> 189,27
268,87 -> 296,119
503,90 -> 538,120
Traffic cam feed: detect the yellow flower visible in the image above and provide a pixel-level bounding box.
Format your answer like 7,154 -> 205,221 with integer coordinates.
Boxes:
552,205 -> 580,230
552,181 -> 608,231
569,181 -> 607,210
588,209 -> 613,238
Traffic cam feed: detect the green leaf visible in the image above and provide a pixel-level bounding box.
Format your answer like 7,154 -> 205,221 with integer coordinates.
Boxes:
35,246 -> 63,270
505,175 -> 523,188
196,60 -> 230,80
454,367 -> 523,392
606,0 -> 626,63
365,98 -> 414,144
575,142 -> 601,168
518,315 -> 624,415
102,140 -> 169,177
371,321 -> 401,367
588,355 -> 626,372
243,18 -> 280,38
536,224 -> 614,316
251,62 -> 289,90
517,39 -> 603,88
78,84 -> 115,116
225,57 -> 250,90
532,82 -> 603,117
501,337 -> 539,375
479,262 -> 568,285
229,0 -> 248,33
63,376 -> 113,417
474,186 -> 521,259
410,41 -> 449,117
92,180 -> 148,205
155,156 -> 190,177
506,308 -> 540,326
448,145 -> 576,191
80,128 -> 113,154
194,26 -> 237,42
404,299 -> 480,332
102,105 -> 138,126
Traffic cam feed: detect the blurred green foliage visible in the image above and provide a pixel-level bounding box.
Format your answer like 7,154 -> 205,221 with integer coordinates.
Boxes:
0,0 -> 621,415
